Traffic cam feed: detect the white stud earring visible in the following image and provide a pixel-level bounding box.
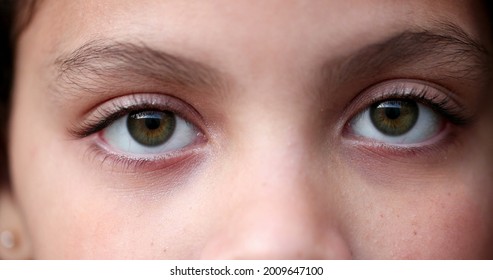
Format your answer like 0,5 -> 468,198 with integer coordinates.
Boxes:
0,230 -> 15,249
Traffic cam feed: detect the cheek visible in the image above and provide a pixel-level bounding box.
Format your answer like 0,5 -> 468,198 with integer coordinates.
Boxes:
340,131 -> 493,259
10,134 -> 213,258
390,190 -> 490,259
345,177 -> 493,259
10,136 -> 109,257
9,142 -> 195,258
9,84 -> 214,258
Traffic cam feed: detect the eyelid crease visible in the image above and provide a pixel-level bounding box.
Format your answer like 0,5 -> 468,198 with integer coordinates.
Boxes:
343,80 -> 475,131
367,87 -> 471,126
68,94 -> 204,138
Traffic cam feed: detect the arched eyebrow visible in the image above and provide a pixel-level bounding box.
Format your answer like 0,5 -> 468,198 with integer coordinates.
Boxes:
325,22 -> 490,87
53,39 -> 229,97
52,22 -> 490,99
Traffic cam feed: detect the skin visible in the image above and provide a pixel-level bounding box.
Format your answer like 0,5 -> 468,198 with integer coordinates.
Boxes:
1,0 -> 492,259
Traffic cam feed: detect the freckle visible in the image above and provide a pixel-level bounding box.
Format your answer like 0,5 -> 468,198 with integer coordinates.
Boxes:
380,214 -> 384,218
150,241 -> 154,247
447,192 -> 451,196
413,230 -> 417,236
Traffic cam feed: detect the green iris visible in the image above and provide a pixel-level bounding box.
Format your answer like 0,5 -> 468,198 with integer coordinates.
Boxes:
127,111 -> 176,146
370,100 -> 419,136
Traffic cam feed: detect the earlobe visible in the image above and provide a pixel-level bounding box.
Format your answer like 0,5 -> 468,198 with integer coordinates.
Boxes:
0,188 -> 32,259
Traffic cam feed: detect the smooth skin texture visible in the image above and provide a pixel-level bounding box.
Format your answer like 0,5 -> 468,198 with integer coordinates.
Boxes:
1,0 -> 493,259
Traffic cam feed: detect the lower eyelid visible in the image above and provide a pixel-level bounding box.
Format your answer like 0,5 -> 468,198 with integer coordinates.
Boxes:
70,93 -> 210,172
340,79 -> 471,158
84,138 -> 207,174
343,120 -> 458,161
346,119 -> 450,144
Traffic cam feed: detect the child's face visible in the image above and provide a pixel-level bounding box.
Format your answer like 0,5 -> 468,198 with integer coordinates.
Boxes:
3,0 -> 493,259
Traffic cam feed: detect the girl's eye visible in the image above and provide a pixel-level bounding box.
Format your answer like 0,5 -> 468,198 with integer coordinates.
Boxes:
103,110 -> 198,155
127,111 -> 176,146
349,99 -> 443,144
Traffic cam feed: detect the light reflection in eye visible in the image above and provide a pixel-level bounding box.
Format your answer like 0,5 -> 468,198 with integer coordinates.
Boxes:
350,99 -> 444,144
103,110 -> 198,156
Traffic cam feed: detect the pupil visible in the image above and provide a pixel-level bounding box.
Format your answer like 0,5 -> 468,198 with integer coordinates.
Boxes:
385,107 -> 401,120
127,110 -> 176,147
145,118 -> 161,130
369,100 -> 419,136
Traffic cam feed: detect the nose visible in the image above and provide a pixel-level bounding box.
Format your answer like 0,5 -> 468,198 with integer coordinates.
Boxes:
200,143 -> 352,259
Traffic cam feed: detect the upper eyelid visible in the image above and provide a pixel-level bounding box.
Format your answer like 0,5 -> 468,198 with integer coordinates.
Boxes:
70,80 -> 471,136
69,93 -> 205,138
342,79 -> 473,127
345,80 -> 460,113
50,22 -> 489,107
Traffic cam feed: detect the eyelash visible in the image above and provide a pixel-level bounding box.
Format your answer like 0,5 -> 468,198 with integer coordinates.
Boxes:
71,94 -> 202,138
343,81 -> 473,155
71,81 -> 471,171
70,94 -> 206,172
364,86 -> 471,126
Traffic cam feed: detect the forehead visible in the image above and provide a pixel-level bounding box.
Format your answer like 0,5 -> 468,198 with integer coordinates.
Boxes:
15,0 -> 488,112
19,1 -> 489,90
28,0 -> 489,50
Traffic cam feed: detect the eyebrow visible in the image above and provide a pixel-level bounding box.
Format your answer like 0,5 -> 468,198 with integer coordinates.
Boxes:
53,22 -> 490,99
54,39 -> 227,96
326,22 -> 490,88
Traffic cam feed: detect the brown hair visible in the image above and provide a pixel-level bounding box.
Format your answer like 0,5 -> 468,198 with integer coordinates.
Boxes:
0,0 -> 37,184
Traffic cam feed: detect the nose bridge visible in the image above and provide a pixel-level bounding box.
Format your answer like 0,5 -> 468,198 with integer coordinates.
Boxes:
233,138 -> 318,219
229,117 -> 320,213
200,128 -> 351,259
